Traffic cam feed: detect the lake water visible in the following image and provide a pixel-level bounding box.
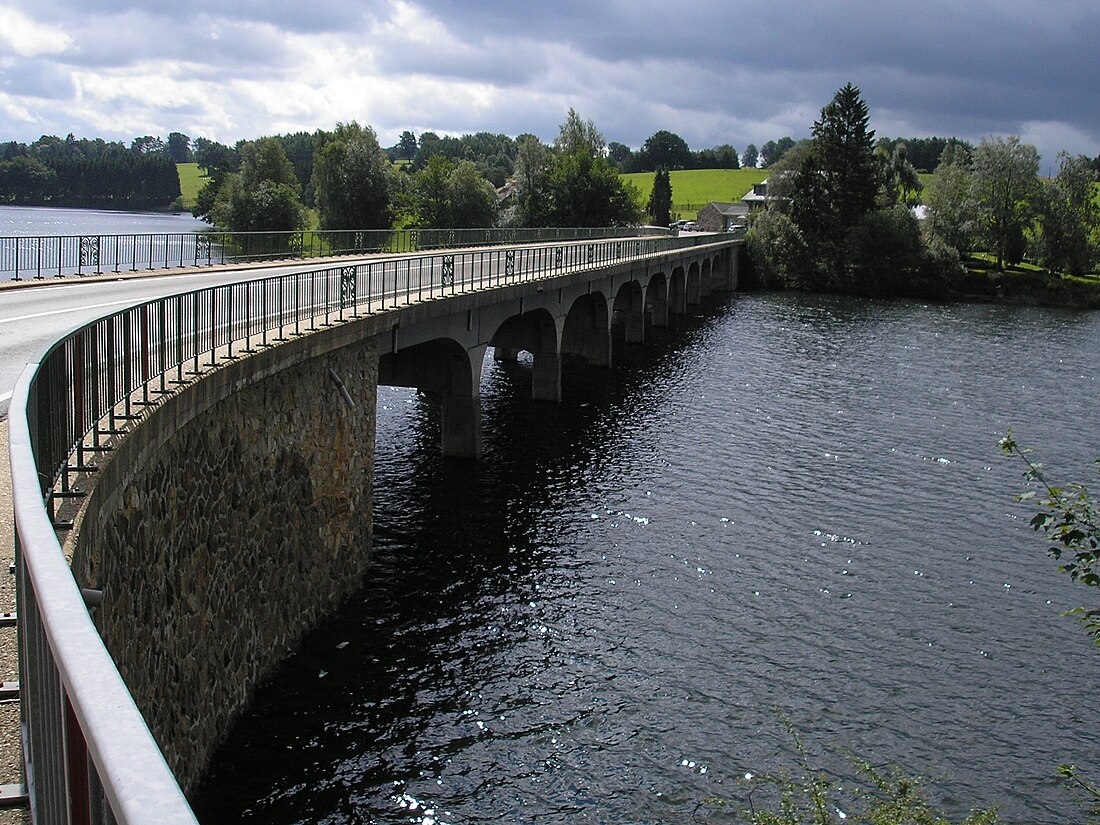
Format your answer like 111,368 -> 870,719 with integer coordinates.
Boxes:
191,293 -> 1100,824
0,204 -> 206,237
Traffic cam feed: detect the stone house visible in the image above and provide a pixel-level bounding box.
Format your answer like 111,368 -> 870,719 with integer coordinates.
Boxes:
696,201 -> 749,232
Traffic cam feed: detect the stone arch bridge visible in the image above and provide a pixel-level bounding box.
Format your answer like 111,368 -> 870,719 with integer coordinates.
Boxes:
379,241 -> 737,457
9,234 -> 741,824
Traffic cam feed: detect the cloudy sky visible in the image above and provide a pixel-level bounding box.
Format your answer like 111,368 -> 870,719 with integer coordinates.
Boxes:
1,0 -> 1097,166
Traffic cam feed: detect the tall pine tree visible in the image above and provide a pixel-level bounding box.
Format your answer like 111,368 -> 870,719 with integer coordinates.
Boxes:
647,168 -> 672,226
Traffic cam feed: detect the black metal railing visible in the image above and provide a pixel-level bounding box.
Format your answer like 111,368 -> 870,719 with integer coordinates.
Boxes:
0,226 -> 670,282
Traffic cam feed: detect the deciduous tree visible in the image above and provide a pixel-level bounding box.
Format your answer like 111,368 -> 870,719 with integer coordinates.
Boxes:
555,108 -> 605,157
970,135 -> 1039,270
210,137 -> 306,232
638,130 -> 692,171
924,159 -> 977,255
1033,152 -> 1099,276
312,122 -> 394,231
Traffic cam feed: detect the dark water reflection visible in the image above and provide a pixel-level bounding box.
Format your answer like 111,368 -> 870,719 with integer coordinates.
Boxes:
193,293 -> 1100,824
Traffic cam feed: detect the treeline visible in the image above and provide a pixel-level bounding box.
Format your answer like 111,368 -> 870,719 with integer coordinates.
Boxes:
190,110 -> 642,234
0,135 -> 181,210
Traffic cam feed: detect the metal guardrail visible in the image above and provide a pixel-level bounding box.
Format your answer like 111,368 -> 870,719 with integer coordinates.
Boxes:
0,226 -> 668,282
8,231 -> 736,823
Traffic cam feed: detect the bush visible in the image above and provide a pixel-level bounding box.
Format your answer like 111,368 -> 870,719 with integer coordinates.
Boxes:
745,210 -> 811,289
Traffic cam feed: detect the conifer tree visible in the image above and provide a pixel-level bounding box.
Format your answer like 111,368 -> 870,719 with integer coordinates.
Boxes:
647,168 -> 672,226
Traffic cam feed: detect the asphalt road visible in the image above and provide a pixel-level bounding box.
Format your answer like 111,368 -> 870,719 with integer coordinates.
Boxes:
0,259 -> 376,421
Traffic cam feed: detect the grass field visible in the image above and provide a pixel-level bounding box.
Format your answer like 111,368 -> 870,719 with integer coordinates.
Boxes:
623,168 -> 769,217
176,163 -> 208,210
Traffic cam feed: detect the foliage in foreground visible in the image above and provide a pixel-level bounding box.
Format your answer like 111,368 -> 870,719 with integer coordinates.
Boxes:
999,433 -> 1100,823
710,716 -> 999,825
999,432 -> 1100,644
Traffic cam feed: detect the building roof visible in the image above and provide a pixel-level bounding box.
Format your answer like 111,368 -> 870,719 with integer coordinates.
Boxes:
704,201 -> 745,215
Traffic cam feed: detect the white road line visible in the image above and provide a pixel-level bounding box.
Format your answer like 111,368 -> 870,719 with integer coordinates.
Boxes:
0,390 -> 12,405
0,297 -> 142,325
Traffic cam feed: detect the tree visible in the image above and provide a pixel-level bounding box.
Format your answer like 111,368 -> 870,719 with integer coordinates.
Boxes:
810,82 -> 879,227
1000,432 -> 1100,824
788,83 -> 879,282
312,122 -> 394,231
412,155 -> 454,228
924,159 -> 977,255
166,132 -> 192,163
1033,152 -> 1099,276
1000,434 -> 1100,644
970,136 -> 1039,270
763,139 -> 814,204
544,150 -> 642,227
276,132 -> 319,204
192,138 -> 235,173
555,108 -> 604,157
877,140 -> 922,206
238,138 -> 300,193
512,134 -> 551,226
607,141 -> 635,171
541,111 -> 641,227
745,209 -> 811,290
647,168 -> 672,226
695,145 -> 739,170
207,137 -> 306,232
131,135 -> 164,155
397,130 -> 418,161
447,160 -> 498,227
760,136 -> 796,167
638,130 -> 692,171
714,144 -> 740,169
742,143 -> 759,169
407,156 -> 497,228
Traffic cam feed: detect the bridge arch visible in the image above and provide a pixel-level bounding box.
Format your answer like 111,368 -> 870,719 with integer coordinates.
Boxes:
611,279 -> 645,344
561,291 -> 611,367
489,307 -> 562,402
687,261 -> 702,306
699,258 -> 713,299
378,337 -> 486,458
644,272 -> 669,330
669,265 -> 687,317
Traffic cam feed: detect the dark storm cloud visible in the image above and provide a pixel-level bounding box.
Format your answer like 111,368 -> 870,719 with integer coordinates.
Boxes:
406,0 -> 1100,153
0,0 -> 1096,158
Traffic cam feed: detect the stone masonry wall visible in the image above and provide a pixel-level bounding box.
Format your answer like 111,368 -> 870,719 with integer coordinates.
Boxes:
68,334 -> 378,794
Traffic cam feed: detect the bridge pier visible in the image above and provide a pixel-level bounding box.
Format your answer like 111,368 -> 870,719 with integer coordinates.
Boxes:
532,350 -> 562,402
441,392 -> 483,459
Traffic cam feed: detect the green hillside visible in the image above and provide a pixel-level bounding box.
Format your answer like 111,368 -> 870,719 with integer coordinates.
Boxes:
176,162 -> 209,210
623,168 -> 769,218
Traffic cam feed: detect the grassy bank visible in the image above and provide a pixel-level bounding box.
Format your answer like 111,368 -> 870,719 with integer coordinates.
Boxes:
176,163 -> 208,210
956,255 -> 1100,308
